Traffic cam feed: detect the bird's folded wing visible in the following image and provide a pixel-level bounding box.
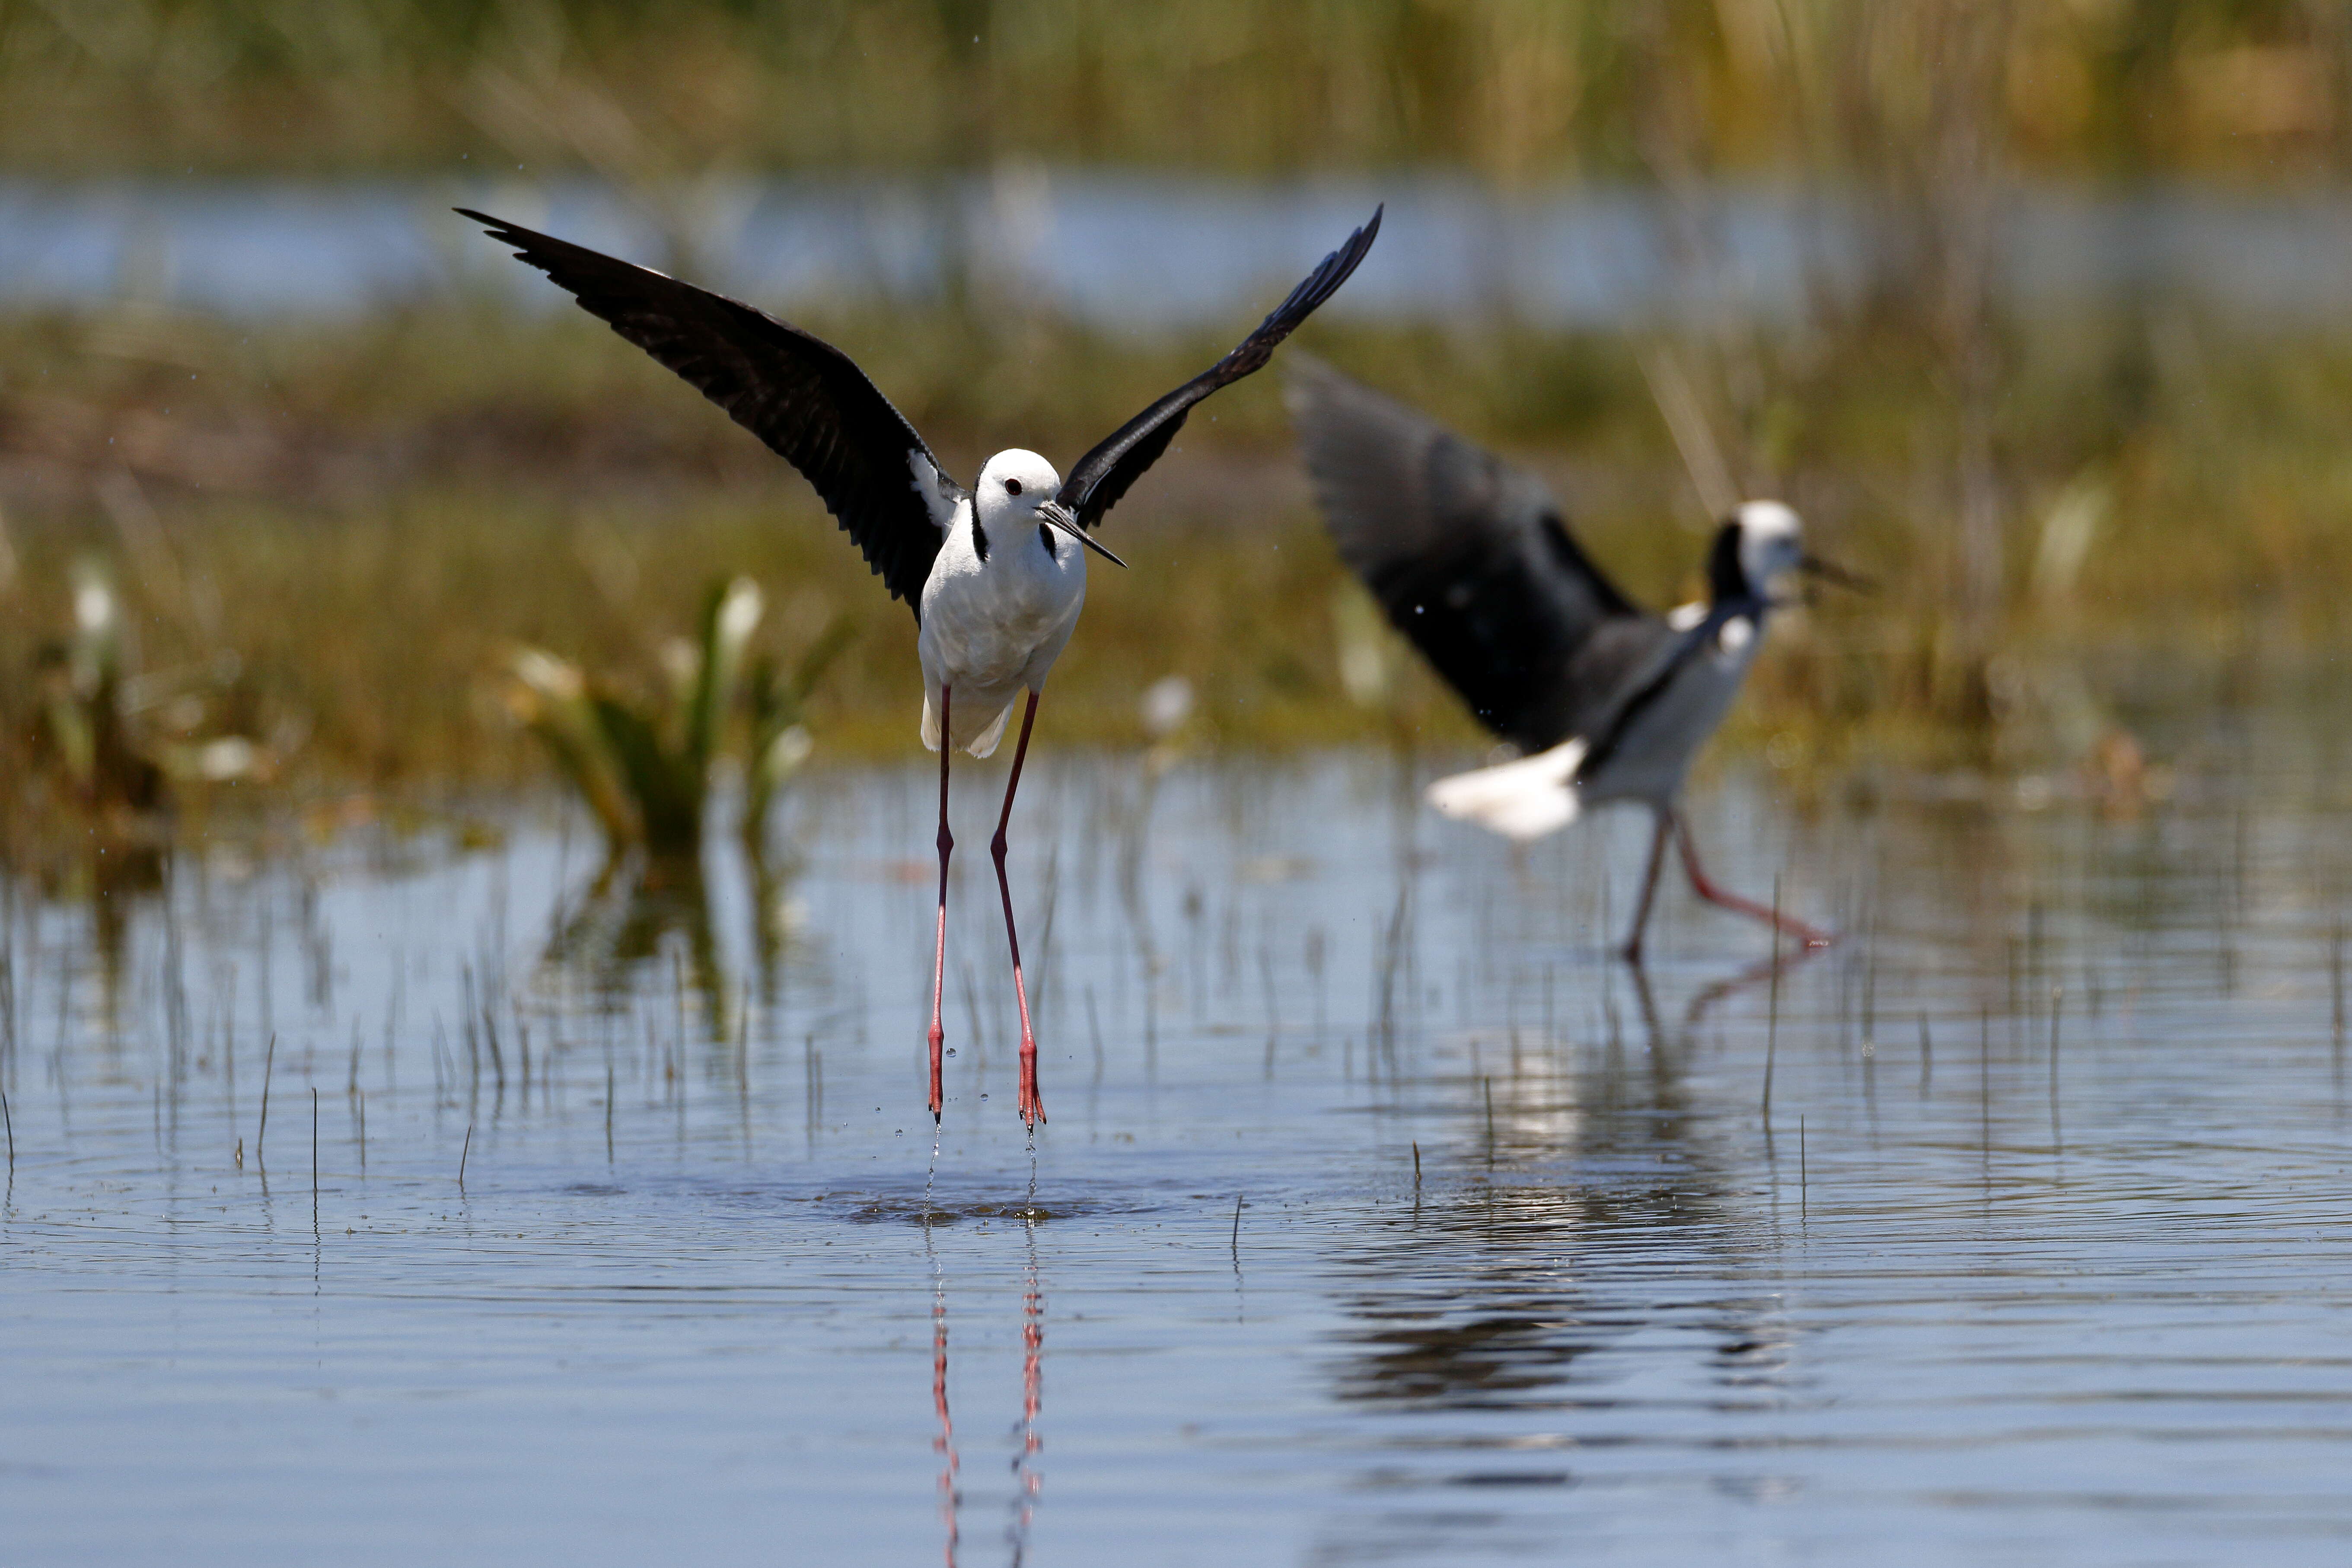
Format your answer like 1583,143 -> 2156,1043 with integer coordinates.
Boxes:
459,210 -> 962,617
1571,601 -> 1747,779
1055,206 -> 1383,533
1287,357 -> 1651,752
1426,738 -> 1590,841
1426,604 -> 1745,841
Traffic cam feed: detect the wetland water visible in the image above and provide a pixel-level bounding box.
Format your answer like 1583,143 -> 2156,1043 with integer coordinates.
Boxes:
17,174 -> 2352,326
5,739 -> 2352,1565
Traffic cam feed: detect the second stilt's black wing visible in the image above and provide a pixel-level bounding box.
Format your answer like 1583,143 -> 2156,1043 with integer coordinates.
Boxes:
460,210 -> 963,618
1288,356 -> 1666,751
1055,206 -> 1382,532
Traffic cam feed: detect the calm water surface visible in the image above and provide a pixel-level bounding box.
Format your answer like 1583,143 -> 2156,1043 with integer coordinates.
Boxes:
14,173 -> 2352,327
4,743 -> 2351,1565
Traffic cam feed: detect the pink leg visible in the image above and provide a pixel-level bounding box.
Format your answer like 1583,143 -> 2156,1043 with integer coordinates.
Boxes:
991,692 -> 1046,1129
929,686 -> 953,1122
1619,806 -> 1673,964
1672,810 -> 1835,949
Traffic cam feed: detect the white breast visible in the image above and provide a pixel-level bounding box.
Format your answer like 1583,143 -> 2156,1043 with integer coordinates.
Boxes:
1578,614 -> 1761,804
916,505 -> 1088,754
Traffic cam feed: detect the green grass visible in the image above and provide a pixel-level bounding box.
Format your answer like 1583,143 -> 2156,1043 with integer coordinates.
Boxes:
2,2 -> 2345,184
3,293 -> 2350,838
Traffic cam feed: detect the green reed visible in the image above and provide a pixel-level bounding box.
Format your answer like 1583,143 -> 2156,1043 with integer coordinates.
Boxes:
3,290 -> 2350,822
1,1 -> 2342,185
508,576 -> 851,857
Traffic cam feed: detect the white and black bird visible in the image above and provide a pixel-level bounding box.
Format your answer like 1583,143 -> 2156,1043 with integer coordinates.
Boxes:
1288,357 -> 1860,961
464,205 -> 1382,1127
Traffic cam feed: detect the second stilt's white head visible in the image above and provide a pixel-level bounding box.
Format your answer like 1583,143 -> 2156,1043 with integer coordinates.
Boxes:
1733,500 -> 1804,596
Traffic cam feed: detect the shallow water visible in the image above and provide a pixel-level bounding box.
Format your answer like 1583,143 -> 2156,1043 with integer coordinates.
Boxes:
5,741 -> 2352,1565
12,172 -> 2352,327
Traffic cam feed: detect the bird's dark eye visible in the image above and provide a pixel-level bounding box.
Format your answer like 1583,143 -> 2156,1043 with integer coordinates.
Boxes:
1004,478 -> 1023,497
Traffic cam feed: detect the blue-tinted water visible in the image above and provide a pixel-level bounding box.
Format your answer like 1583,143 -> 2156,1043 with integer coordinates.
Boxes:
4,745 -> 2352,1564
9,172 -> 2352,327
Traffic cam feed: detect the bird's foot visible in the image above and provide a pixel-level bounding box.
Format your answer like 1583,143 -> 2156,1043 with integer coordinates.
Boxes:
1017,1046 -> 1045,1130
927,1021 -> 945,1119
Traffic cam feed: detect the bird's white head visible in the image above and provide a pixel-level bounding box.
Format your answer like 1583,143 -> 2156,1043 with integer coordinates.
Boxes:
974,448 -> 1128,567
1734,500 -> 1804,594
976,449 -> 1065,526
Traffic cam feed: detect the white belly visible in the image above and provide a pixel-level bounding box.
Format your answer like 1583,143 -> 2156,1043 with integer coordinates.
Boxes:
1579,616 -> 1760,805
917,516 -> 1087,755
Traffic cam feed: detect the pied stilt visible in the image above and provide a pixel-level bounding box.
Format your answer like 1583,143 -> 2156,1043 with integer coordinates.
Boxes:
464,205 -> 1382,1126
1286,357 -> 1861,962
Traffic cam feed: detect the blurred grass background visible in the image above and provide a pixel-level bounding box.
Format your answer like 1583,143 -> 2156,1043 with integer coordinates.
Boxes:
5,0 -> 2345,180
4,0 -> 2351,816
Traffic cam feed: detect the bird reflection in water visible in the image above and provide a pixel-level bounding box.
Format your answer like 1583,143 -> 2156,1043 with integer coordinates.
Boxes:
1329,969 -> 1798,1439
928,1221 -> 961,1567
1009,1208 -> 1045,1564
923,1190 -> 1048,1568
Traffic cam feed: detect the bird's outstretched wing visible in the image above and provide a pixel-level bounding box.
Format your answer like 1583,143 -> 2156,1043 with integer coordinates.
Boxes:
459,210 -> 963,617
1287,356 -> 1660,751
1056,206 -> 1383,532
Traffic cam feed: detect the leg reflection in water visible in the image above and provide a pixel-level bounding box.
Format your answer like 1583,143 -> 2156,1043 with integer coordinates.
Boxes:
924,1204 -> 1047,1568
1007,1208 -> 1044,1564
1658,937 -> 1831,1035
928,1222 -> 961,1568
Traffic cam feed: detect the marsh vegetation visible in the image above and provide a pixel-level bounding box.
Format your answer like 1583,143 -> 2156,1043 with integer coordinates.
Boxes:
7,4 -> 2352,1563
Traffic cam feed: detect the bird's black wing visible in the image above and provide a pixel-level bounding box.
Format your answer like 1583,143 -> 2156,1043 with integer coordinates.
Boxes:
459,209 -> 962,618
1055,206 -> 1382,532
1287,355 -> 1657,751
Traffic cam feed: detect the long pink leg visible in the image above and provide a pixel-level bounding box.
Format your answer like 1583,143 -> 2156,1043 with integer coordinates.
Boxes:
929,685 -> 953,1122
1618,806 -> 1673,964
991,692 -> 1046,1128
1671,810 -> 1835,948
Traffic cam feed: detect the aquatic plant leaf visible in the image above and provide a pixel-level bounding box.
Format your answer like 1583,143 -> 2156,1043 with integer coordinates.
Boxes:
591,695 -> 701,854
509,647 -> 641,850
688,576 -> 762,776
742,612 -> 854,846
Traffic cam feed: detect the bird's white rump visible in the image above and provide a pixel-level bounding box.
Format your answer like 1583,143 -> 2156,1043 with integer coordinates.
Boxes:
1425,737 -> 1590,842
920,689 -> 1017,758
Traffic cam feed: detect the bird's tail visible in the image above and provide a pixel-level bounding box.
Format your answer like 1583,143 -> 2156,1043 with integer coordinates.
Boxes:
920,691 -> 1016,758
1426,738 -> 1588,841
962,701 -> 1014,759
